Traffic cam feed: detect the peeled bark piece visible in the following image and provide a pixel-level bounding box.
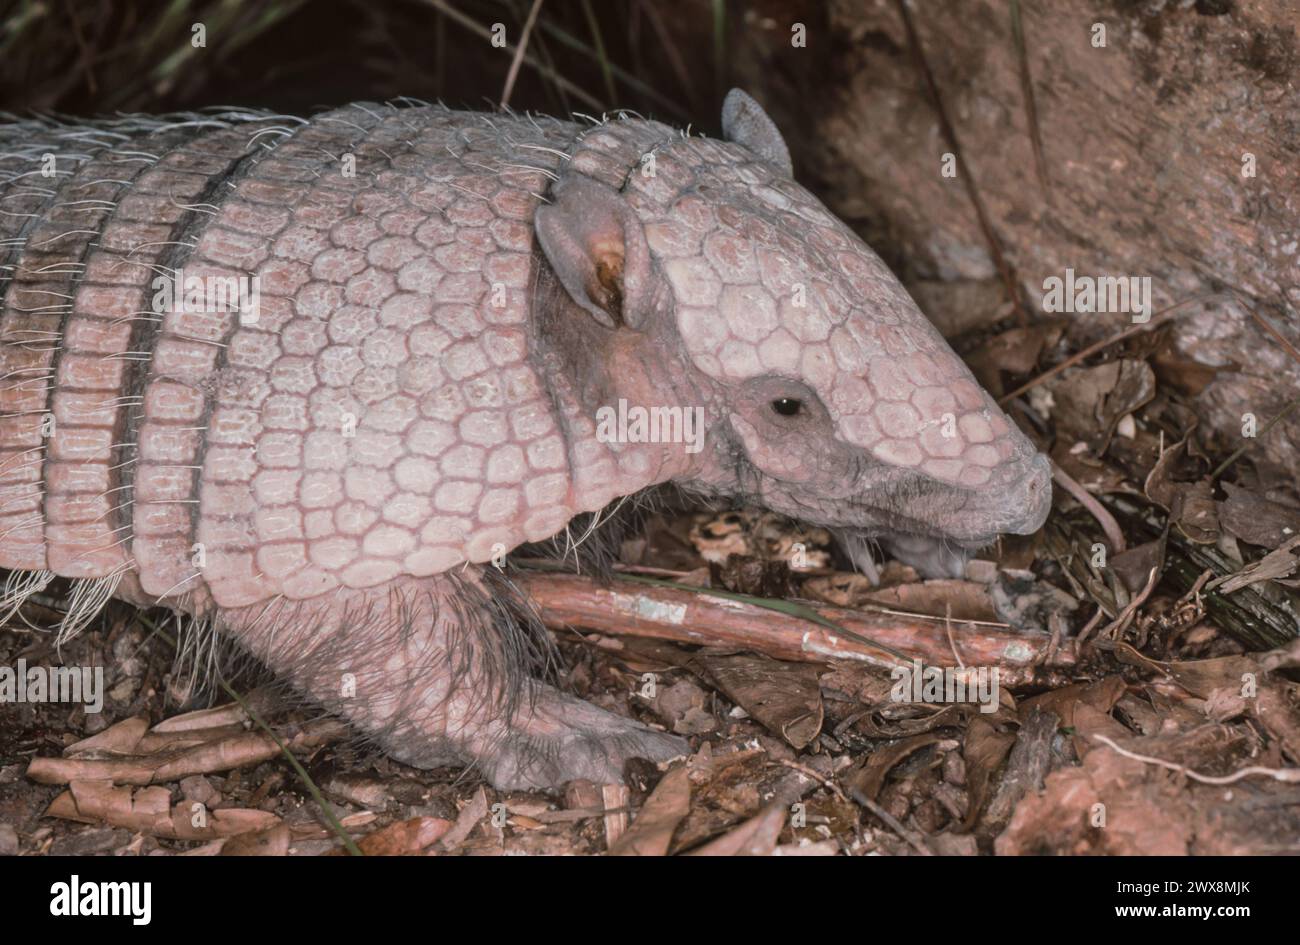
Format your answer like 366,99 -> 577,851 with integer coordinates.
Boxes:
23,707 -> 339,786
27,731 -> 282,786
979,707 -> 1060,837
1215,535 -> 1300,593
802,574 -> 1001,622
45,780 -> 280,840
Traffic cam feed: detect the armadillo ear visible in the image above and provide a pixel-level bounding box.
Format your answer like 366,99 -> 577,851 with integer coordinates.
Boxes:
721,89 -> 793,177
535,176 -> 654,331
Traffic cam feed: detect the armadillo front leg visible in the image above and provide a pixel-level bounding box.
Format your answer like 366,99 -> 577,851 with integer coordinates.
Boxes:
218,569 -> 685,789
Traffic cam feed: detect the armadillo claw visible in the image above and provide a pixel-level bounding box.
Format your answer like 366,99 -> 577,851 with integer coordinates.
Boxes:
467,687 -> 687,791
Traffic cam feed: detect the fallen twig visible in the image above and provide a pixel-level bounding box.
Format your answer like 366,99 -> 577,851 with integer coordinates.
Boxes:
1073,605 -> 1106,646
421,0 -> 603,110
514,571 -> 1075,686
1091,734 -> 1300,785
1050,458 -> 1125,553
772,758 -> 849,804
1009,0 -> 1049,198
1238,293 -> 1300,369
1098,565 -> 1160,641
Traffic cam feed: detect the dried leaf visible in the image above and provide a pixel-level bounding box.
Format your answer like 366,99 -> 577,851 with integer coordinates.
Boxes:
960,717 -> 1015,832
1144,433 -> 1200,509
697,651 -> 824,749
1171,478 -> 1220,544
1022,676 -> 1128,730
1144,433 -> 1220,542
685,800 -> 785,856
845,732 -> 946,803
966,322 -> 1062,392
1048,360 -> 1155,453
1151,346 -> 1220,396
1220,482 -> 1300,549
1110,538 -> 1166,596
609,765 -> 689,856
351,817 -> 452,855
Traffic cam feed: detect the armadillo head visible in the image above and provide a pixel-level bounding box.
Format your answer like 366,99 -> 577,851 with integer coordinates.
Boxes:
535,90 -> 1050,550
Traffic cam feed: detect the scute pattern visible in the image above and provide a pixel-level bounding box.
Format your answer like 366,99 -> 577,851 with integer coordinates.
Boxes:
585,124 -> 1033,492
0,105 -> 683,611
182,107 -> 603,608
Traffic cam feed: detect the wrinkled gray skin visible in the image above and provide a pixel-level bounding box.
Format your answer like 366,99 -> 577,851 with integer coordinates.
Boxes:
0,91 -> 1049,789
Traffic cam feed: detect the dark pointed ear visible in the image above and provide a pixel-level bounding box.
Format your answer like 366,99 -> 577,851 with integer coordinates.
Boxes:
535,176 -> 654,331
721,88 -> 793,177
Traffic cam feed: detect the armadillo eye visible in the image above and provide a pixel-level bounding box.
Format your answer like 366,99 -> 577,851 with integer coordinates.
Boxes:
771,398 -> 803,417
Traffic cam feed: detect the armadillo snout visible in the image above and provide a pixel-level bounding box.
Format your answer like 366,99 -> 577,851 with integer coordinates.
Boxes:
915,451 -> 1051,545
994,453 -> 1053,536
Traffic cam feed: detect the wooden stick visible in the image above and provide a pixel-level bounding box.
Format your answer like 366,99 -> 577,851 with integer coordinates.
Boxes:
515,572 -> 1075,687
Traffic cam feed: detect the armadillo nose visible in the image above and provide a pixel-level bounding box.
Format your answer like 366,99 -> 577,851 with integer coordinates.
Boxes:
1004,453 -> 1053,535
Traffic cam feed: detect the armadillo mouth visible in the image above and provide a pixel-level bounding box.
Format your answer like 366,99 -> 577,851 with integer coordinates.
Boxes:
828,452 -> 1053,545
823,499 -> 1004,546
689,448 -> 1017,547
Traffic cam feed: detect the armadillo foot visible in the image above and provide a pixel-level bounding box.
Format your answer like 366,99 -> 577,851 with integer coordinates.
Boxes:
465,685 -> 688,790
382,682 -> 688,790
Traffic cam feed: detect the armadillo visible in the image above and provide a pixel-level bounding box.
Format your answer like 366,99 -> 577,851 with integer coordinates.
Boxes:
0,91 -> 1050,789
